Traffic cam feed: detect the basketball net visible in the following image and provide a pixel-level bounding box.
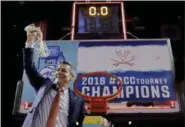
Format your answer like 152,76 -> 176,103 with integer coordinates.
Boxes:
24,24 -> 50,57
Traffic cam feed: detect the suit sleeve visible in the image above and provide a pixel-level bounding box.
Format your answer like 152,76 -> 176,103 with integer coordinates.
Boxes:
77,99 -> 88,127
24,48 -> 49,91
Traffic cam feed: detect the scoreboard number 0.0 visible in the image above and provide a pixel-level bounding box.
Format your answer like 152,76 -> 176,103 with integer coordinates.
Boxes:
89,6 -> 108,16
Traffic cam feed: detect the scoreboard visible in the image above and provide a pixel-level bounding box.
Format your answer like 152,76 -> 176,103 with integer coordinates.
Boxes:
71,2 -> 127,40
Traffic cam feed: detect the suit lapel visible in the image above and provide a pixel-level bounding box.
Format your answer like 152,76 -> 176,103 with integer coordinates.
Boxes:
33,82 -> 53,108
68,88 -> 75,120
41,82 -> 55,98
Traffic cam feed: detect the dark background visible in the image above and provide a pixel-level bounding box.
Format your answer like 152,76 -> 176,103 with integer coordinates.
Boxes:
1,1 -> 184,127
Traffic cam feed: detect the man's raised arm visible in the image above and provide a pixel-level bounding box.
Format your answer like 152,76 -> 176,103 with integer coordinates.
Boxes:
24,30 -> 49,91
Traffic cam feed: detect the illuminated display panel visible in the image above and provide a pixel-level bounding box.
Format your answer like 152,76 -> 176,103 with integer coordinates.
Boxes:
12,40 -> 181,116
71,2 -> 127,40
77,4 -> 120,34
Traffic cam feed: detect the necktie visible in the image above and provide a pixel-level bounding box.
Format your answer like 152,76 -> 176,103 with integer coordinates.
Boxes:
46,88 -> 62,127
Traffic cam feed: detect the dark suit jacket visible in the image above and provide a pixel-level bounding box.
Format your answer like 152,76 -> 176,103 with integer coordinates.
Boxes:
22,48 -> 87,127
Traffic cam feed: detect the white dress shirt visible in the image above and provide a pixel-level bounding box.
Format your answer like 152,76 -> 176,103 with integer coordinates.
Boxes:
32,87 -> 69,127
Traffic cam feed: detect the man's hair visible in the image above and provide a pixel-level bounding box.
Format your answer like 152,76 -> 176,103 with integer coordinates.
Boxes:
61,61 -> 72,67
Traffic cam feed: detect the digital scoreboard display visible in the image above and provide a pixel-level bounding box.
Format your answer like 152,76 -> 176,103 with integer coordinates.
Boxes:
71,2 -> 127,39
77,4 -> 121,34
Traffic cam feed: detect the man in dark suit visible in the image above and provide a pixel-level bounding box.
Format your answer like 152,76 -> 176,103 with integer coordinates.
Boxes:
22,27 -> 87,127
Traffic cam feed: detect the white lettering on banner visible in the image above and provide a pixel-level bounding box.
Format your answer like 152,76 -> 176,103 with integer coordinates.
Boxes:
82,77 -> 106,85
136,79 -> 140,84
82,77 -> 87,85
80,85 -> 170,99
103,86 -> 111,96
135,86 -> 140,98
117,77 -> 122,85
113,86 -> 124,98
130,77 -> 135,84
145,79 -> 150,84
126,86 -> 134,98
159,79 -> 163,84
154,79 -> 159,84
150,79 -> 155,85
141,79 -> 145,84
124,77 -> 129,85
79,76 -> 170,99
100,77 -> 106,85
94,77 -> 99,85
163,79 -> 167,84
141,86 -> 150,98
81,76 -> 168,86
88,77 -> 93,85
120,77 -> 168,85
151,86 -> 160,98
92,86 -> 100,96
82,87 -> 90,96
161,85 -> 170,98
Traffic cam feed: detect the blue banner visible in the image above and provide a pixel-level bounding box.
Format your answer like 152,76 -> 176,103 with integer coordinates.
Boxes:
20,39 -> 179,114
76,71 -> 175,102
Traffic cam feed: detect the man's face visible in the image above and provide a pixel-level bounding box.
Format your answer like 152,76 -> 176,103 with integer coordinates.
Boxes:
56,63 -> 73,85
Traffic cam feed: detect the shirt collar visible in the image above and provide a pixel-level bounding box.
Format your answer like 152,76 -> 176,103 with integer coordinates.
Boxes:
52,80 -> 69,93
61,86 -> 69,93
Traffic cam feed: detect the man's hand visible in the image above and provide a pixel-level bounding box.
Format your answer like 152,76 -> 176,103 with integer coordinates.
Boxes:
25,24 -> 43,44
26,32 -> 35,44
24,24 -> 49,57
36,28 -> 43,41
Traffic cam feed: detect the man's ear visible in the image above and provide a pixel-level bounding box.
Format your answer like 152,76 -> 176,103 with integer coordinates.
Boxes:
70,71 -> 75,80
55,71 -> 59,78
70,75 -> 74,81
